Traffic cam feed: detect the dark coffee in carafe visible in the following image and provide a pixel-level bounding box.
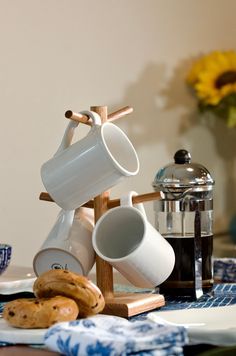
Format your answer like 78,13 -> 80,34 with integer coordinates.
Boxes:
153,150 -> 214,298
160,235 -> 213,296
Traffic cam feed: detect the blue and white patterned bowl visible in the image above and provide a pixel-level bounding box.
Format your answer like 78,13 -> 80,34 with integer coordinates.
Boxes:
0,244 -> 12,275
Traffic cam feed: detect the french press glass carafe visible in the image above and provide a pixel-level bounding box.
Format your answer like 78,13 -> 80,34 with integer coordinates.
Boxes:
153,149 -> 215,298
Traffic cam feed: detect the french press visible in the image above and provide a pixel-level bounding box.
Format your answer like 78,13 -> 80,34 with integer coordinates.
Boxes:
153,149 -> 215,299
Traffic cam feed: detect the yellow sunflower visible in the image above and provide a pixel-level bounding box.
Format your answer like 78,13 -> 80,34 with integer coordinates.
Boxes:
186,52 -> 217,85
187,50 -> 236,105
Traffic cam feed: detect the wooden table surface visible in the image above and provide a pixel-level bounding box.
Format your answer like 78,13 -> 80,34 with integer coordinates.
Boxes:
0,346 -> 59,355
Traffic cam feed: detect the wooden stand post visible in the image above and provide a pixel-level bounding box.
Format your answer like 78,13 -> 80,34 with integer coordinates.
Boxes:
91,106 -> 114,300
39,105 -> 165,317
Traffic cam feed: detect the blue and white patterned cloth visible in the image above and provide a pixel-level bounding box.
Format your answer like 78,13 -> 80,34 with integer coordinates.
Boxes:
213,258 -> 236,283
44,315 -> 188,356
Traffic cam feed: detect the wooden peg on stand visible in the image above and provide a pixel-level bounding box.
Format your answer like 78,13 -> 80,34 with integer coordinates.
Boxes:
39,105 -> 165,317
64,106 -> 134,125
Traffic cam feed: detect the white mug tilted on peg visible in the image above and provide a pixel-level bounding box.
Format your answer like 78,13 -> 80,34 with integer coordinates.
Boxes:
92,190 -> 175,288
41,111 -> 140,210
33,207 -> 95,276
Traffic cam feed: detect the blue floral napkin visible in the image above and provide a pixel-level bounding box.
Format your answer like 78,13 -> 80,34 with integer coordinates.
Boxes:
44,314 -> 188,356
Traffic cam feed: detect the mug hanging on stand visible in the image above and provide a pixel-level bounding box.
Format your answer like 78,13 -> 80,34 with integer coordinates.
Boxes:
41,111 -> 140,210
33,207 -> 95,276
92,191 -> 175,288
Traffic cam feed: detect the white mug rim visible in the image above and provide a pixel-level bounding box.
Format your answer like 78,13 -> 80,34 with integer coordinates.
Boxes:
100,122 -> 139,176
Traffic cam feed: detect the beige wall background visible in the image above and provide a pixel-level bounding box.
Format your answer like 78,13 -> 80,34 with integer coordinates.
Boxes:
0,0 -> 236,267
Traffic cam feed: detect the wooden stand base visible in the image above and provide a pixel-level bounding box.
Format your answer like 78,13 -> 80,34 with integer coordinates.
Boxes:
103,292 -> 165,318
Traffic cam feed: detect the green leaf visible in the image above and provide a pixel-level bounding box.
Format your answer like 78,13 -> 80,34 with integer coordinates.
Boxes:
227,106 -> 236,128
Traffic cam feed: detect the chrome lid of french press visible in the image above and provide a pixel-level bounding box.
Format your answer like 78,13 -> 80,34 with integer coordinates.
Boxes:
152,149 -> 215,212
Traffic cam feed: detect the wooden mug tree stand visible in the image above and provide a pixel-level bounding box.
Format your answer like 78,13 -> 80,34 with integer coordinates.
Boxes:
39,105 -> 165,318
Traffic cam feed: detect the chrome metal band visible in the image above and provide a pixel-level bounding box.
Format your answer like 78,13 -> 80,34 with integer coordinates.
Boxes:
154,199 -> 213,212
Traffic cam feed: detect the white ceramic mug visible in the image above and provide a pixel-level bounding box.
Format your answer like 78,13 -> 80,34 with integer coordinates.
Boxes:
92,191 -> 175,288
33,207 -> 95,276
41,111 -> 139,210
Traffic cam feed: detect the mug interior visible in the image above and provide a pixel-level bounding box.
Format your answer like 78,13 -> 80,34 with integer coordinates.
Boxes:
94,207 -> 145,260
101,123 -> 139,175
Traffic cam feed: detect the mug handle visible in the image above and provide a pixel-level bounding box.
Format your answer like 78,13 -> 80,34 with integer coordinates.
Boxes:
57,209 -> 75,242
42,209 -> 75,248
120,191 -> 147,219
54,110 -> 101,156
